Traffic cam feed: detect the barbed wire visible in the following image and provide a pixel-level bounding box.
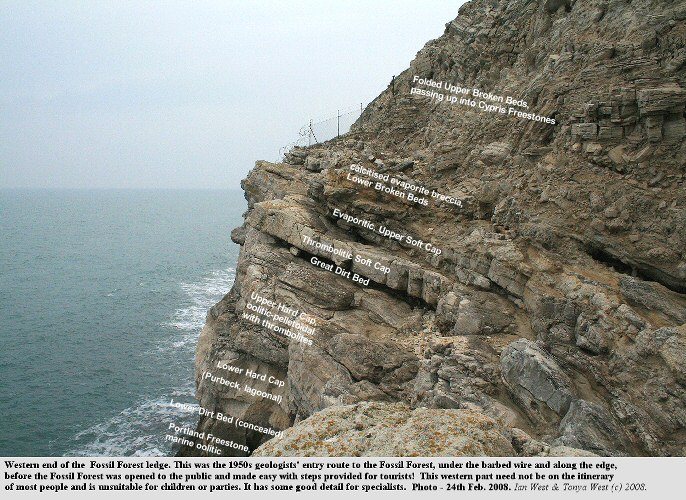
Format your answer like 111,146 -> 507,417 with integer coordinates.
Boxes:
279,104 -> 364,160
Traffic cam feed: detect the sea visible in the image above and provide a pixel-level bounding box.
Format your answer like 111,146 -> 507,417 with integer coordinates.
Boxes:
0,189 -> 245,456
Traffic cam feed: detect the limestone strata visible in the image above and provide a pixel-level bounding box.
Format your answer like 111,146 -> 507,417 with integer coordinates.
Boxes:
252,402 -> 516,457
182,0 -> 686,458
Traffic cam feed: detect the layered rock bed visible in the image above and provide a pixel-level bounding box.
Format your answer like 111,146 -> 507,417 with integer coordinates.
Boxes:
180,0 -> 686,458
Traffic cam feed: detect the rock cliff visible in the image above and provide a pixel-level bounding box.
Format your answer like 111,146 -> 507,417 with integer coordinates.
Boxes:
180,0 -> 686,457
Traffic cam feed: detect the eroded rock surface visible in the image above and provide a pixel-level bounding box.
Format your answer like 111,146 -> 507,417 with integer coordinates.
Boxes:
253,402 -> 516,457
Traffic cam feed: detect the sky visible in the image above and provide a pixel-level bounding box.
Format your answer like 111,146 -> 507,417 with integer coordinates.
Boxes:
0,1 -> 466,189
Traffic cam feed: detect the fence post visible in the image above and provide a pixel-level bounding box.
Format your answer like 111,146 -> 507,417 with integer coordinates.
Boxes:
309,119 -> 313,146
337,110 -> 340,137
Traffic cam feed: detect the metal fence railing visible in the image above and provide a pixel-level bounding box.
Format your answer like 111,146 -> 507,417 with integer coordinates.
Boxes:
279,104 -> 364,160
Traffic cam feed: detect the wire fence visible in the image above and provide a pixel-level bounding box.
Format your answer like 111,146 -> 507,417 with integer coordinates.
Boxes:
279,104 -> 364,160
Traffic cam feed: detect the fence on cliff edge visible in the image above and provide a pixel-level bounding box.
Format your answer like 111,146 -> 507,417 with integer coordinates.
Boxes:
278,104 -> 365,160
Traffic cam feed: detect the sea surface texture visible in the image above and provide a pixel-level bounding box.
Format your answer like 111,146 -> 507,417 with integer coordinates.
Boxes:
0,189 -> 243,456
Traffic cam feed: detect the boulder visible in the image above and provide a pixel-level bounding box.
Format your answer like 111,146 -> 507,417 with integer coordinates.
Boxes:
554,400 -> 629,456
501,339 -> 576,424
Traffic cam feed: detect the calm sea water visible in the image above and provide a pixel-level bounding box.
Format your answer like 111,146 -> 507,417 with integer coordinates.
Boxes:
0,189 -> 244,456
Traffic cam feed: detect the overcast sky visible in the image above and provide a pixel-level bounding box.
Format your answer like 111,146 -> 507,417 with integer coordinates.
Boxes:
0,1 -> 466,189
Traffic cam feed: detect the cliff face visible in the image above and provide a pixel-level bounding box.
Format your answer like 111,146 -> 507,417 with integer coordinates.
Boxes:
182,0 -> 686,458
